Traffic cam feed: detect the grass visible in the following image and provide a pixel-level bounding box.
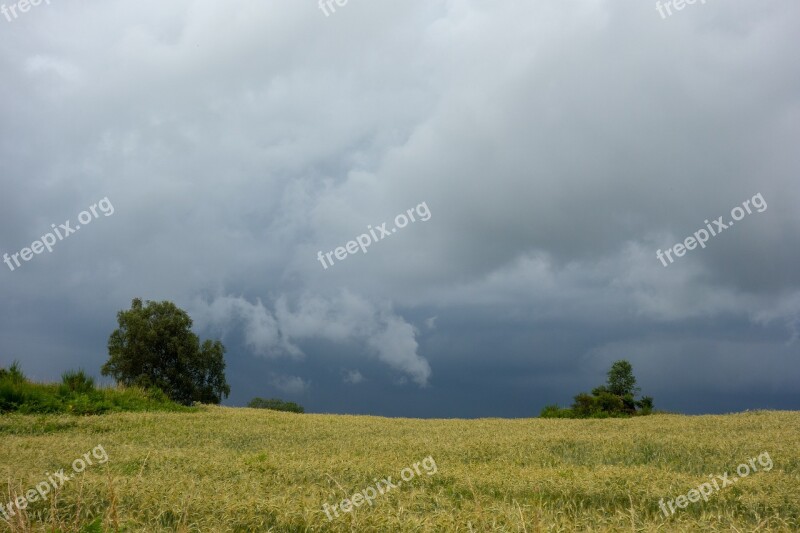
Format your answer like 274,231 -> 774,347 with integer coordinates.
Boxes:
0,408 -> 798,531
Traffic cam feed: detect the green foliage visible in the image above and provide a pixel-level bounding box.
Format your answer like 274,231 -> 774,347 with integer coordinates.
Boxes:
539,404 -> 574,418
571,393 -> 598,417
102,298 -> 231,405
248,397 -> 305,413
606,360 -> 640,397
0,362 -> 192,415
540,360 -> 654,419
61,369 -> 96,394
0,360 -> 27,384
594,390 -> 625,414
637,395 -> 654,415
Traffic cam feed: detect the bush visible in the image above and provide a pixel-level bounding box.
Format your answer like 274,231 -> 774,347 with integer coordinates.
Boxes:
594,391 -> 624,414
571,393 -> 599,417
636,396 -> 654,415
0,362 -> 192,415
61,369 -> 96,394
0,361 -> 27,384
248,397 -> 305,413
539,360 -> 654,419
539,404 -> 574,418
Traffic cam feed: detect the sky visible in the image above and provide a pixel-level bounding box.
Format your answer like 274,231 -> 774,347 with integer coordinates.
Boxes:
1,0 -> 798,418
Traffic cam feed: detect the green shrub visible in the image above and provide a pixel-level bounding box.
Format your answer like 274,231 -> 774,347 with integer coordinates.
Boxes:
0,363 -> 193,415
571,393 -> 599,417
0,360 -> 27,384
540,360 -> 655,419
539,404 -> 574,418
0,380 -> 30,411
594,391 -> 624,414
60,369 -> 96,394
248,397 -> 305,413
636,396 -> 654,415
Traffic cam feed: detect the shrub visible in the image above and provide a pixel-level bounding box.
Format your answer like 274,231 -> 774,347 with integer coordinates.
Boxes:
248,397 -> 305,413
0,362 -> 192,415
539,360 -> 654,419
594,391 -> 624,415
636,396 -> 654,415
0,361 -> 27,384
571,393 -> 598,417
539,404 -> 574,418
61,369 -> 96,394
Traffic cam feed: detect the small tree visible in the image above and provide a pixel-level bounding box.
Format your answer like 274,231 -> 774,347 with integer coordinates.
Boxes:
102,298 -> 231,405
606,360 -> 640,397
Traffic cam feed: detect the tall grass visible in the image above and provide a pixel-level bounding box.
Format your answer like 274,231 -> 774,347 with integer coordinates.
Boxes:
0,408 -> 797,531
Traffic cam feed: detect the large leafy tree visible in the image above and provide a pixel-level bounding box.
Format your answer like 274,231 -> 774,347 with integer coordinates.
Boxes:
102,298 -> 231,405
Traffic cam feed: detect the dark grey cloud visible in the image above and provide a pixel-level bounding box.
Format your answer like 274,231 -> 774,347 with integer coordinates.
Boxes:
1,0 -> 798,416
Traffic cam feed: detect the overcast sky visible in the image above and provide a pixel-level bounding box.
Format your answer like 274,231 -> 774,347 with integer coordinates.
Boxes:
1,0 -> 798,417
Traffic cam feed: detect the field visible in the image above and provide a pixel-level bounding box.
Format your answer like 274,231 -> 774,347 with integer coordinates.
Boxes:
1,408 -> 798,532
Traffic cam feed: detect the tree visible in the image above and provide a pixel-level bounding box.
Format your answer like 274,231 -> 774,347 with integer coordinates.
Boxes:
606,360 -> 640,398
102,298 -> 231,405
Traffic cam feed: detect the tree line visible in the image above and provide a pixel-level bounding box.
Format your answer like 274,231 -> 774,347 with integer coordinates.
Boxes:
3,298 -> 655,418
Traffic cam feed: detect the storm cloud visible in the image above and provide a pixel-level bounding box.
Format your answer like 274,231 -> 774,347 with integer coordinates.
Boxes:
1,0 -> 798,416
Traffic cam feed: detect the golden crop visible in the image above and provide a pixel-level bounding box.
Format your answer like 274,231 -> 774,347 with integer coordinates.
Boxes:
1,408 -> 798,532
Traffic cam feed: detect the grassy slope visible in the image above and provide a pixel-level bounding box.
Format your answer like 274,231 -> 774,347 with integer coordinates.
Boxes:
1,408 -> 798,532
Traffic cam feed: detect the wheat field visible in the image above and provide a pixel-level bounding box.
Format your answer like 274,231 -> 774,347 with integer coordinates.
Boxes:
1,408 -> 798,532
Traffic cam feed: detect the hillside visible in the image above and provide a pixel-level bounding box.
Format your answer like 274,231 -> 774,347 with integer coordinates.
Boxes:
1,409 -> 798,532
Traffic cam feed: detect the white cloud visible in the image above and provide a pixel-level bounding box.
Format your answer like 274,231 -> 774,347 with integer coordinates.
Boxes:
190,295 -> 297,357
191,290 -> 431,386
